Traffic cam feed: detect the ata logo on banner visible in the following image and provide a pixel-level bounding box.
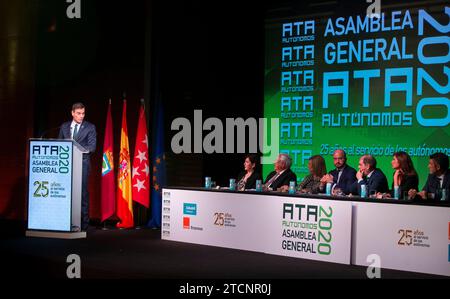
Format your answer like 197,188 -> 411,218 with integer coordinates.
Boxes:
31,145 -> 71,174
281,203 -> 333,256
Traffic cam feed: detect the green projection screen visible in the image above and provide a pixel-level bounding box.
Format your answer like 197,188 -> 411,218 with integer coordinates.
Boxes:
263,3 -> 450,187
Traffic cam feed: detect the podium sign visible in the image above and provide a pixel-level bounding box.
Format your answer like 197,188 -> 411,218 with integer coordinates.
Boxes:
28,140 -> 74,232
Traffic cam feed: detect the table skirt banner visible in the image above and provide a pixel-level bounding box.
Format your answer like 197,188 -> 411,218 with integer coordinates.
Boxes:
161,189 -> 353,265
352,202 -> 450,276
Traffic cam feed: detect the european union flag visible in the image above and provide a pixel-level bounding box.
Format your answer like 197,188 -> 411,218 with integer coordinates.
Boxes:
147,97 -> 166,228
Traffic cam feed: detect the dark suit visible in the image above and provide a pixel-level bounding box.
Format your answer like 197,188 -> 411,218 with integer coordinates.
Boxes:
59,121 -> 97,230
329,165 -> 357,195
350,168 -> 389,196
264,169 -> 297,190
421,170 -> 450,202
237,171 -> 262,190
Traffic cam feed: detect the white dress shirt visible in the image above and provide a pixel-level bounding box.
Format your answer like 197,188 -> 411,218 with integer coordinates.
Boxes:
70,121 -> 82,139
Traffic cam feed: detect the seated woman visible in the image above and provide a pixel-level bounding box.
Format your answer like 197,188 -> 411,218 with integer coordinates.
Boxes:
297,155 -> 327,194
236,154 -> 262,191
408,152 -> 449,202
377,151 -> 419,199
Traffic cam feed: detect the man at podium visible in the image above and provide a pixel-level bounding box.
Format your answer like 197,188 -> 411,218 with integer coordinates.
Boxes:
58,103 -> 97,231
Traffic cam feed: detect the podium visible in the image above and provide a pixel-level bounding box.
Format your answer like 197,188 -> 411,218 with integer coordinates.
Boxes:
26,139 -> 88,239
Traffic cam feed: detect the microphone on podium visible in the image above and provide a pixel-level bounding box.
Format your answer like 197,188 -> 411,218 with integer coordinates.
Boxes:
39,126 -> 61,139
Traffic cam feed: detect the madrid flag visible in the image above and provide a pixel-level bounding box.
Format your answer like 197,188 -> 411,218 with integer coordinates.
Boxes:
101,99 -> 115,222
132,101 -> 150,208
116,100 -> 134,228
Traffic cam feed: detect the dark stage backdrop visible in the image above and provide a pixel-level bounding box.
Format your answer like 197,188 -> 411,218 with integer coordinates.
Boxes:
0,0 -> 149,221
0,0 -> 275,221
0,1 -> 37,220
32,0 -> 148,222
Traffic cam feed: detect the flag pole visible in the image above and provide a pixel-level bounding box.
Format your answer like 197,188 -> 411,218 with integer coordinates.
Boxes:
101,220 -> 109,231
135,203 -> 142,230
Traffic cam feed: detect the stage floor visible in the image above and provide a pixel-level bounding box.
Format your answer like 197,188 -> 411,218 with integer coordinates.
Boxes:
0,226 -> 446,279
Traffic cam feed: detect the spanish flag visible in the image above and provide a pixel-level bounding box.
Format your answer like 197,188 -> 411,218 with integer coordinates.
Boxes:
116,100 -> 134,228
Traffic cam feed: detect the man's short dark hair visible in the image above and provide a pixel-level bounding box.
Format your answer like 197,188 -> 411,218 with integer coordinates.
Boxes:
362,155 -> 377,170
72,102 -> 85,111
430,152 -> 449,172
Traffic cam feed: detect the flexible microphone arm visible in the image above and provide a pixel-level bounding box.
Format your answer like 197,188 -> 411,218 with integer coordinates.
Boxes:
39,126 -> 61,139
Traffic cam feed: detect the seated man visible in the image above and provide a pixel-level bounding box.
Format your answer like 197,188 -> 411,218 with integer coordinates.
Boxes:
409,152 -> 450,202
320,149 -> 357,195
264,153 -> 297,191
350,155 -> 388,196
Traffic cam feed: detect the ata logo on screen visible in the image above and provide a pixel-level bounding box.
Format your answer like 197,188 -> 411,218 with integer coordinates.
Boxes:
320,7 -> 449,128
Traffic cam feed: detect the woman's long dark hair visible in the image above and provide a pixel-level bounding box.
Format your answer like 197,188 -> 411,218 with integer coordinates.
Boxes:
310,155 -> 327,177
393,151 -> 417,176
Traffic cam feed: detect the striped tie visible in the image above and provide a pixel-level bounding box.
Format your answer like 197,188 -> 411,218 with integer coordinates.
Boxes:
266,173 -> 279,188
